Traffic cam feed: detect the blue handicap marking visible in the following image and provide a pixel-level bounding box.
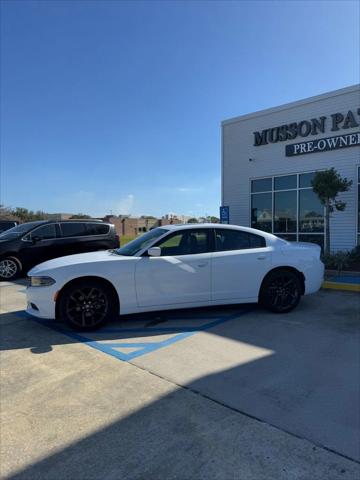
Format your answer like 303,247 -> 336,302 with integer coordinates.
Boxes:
21,308 -> 251,362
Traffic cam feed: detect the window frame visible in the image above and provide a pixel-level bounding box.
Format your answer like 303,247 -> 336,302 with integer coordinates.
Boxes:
22,223 -> 59,242
59,222 -> 88,239
250,170 -> 325,247
152,228 -> 214,256
85,223 -> 110,236
214,228 -> 266,252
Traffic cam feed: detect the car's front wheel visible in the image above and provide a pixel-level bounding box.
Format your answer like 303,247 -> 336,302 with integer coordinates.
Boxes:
58,279 -> 118,331
260,270 -> 301,313
0,256 -> 22,281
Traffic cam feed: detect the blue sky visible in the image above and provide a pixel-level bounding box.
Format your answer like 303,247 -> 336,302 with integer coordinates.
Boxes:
1,0 -> 359,218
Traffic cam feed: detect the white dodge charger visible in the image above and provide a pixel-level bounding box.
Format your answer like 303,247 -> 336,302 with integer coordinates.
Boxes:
26,224 -> 324,330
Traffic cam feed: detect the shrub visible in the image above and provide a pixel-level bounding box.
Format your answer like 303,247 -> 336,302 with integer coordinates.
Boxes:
321,251 -> 350,273
349,246 -> 360,261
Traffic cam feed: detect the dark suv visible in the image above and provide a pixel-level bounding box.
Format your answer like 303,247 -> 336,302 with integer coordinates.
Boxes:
0,220 -> 119,280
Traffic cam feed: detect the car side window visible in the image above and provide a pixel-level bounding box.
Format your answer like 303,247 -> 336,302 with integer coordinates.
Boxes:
27,224 -> 57,240
215,229 -> 265,251
156,230 -> 210,256
85,223 -> 110,235
60,222 -> 87,237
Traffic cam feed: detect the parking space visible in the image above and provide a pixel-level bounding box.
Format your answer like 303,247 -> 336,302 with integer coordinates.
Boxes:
1,281 -> 360,479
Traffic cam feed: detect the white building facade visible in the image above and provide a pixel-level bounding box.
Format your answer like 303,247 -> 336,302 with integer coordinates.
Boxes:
221,85 -> 360,252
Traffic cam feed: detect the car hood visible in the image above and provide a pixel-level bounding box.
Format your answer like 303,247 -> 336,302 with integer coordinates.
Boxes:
29,250 -> 128,275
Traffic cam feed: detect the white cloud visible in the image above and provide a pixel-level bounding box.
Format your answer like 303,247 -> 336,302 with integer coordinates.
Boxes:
175,186 -> 202,193
113,194 -> 135,215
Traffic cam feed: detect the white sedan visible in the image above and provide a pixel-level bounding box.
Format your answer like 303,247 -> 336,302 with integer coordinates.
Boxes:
26,224 -> 324,330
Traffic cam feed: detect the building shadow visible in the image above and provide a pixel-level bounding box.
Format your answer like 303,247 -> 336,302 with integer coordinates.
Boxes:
2,292 -> 360,478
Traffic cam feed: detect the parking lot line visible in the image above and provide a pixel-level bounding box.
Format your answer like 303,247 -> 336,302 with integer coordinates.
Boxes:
17,308 -> 252,361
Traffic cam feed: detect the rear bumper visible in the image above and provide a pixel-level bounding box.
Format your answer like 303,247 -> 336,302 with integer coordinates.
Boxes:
26,286 -> 56,319
304,261 -> 325,295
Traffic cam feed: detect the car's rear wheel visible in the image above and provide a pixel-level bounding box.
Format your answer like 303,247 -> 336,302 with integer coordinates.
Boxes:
260,270 -> 301,313
58,279 -> 117,331
0,256 -> 21,280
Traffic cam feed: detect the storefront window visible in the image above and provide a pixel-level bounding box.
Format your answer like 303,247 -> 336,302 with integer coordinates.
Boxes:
251,171 -> 325,248
274,175 -> 297,191
299,234 -> 324,250
251,178 -> 272,193
251,193 -> 272,232
274,191 -> 297,233
299,172 -> 316,188
276,234 -> 297,242
299,189 -> 324,232
358,166 -> 360,245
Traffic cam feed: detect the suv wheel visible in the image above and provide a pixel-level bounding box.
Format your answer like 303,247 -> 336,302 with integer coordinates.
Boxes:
0,257 -> 21,280
260,270 -> 301,313
58,279 -> 117,331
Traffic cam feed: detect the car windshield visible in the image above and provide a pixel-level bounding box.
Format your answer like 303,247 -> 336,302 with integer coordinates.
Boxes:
115,228 -> 168,256
0,222 -> 45,239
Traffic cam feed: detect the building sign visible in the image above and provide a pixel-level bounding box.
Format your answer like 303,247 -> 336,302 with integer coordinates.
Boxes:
286,132 -> 360,156
220,206 -> 230,224
253,108 -> 360,146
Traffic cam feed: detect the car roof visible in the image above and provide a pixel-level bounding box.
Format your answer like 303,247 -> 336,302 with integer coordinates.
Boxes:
20,219 -> 106,225
162,223 -> 283,244
51,219 -> 104,223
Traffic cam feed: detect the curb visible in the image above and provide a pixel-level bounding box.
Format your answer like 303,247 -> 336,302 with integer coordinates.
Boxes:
322,281 -> 360,293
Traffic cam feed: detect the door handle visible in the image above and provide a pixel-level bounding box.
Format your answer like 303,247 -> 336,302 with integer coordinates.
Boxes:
257,255 -> 266,260
197,262 -> 208,267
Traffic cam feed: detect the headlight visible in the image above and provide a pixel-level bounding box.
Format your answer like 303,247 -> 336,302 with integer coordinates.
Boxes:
30,276 -> 56,287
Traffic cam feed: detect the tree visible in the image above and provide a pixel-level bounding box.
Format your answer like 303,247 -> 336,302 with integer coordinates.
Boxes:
187,218 -> 199,223
0,204 -> 14,220
207,216 -> 219,223
12,207 -> 47,222
311,168 -> 352,254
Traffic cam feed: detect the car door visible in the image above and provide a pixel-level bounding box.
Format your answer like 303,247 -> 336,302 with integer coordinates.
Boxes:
135,228 -> 212,307
58,222 -> 89,256
21,223 -> 59,267
211,228 -> 272,301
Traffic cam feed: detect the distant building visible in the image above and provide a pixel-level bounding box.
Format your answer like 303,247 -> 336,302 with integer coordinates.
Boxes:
45,213 -> 74,220
161,214 -> 191,224
104,213 -> 197,237
104,215 -> 161,237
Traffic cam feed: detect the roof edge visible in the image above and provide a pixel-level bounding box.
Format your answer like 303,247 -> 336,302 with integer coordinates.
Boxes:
221,84 -> 360,126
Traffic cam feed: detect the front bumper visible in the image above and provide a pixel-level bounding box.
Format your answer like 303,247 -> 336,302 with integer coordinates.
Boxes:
26,285 -> 57,319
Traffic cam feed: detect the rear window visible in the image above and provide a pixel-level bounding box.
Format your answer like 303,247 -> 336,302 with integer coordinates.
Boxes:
85,223 -> 110,235
60,222 -> 87,237
215,229 -> 266,251
0,222 -> 16,232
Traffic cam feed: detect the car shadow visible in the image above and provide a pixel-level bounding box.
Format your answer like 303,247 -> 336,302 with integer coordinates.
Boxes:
0,304 -> 258,354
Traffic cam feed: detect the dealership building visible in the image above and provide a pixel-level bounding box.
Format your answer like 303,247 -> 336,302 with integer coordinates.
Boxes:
221,84 -> 360,251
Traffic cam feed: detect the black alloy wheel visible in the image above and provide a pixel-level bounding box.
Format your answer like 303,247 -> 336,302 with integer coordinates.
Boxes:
260,270 -> 301,313
59,279 -> 117,330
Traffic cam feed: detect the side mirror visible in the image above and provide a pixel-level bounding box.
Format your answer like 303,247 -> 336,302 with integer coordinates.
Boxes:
147,247 -> 161,257
32,236 -> 41,244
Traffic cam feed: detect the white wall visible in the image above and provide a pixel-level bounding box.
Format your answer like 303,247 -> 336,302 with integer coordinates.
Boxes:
222,85 -> 360,251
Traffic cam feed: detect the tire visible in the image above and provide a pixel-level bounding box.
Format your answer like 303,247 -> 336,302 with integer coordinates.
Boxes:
58,279 -> 117,331
260,270 -> 301,313
0,256 -> 22,280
